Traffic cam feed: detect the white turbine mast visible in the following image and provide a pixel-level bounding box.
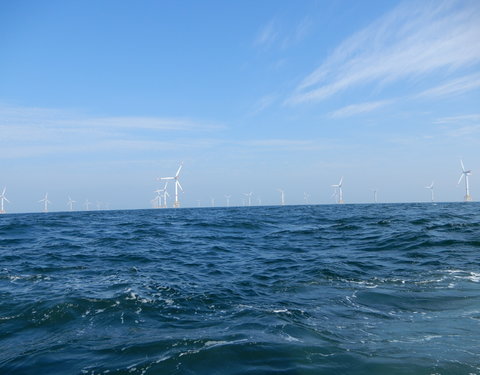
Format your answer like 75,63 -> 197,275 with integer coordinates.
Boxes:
458,159 -> 473,202
425,182 -> 434,202
0,187 -> 10,214
331,177 -> 344,204
225,195 -> 231,207
39,193 -> 51,213
152,190 -> 162,208
84,199 -> 92,211
277,189 -> 285,206
243,192 -> 253,206
304,192 -> 310,204
373,189 -> 378,203
158,163 -> 183,208
67,196 -> 76,211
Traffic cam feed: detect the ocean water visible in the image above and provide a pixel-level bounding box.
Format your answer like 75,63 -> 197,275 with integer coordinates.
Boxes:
1,203 -> 479,375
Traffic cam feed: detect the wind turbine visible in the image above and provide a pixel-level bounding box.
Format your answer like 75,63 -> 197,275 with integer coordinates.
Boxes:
304,192 -> 310,204
243,192 -> 253,206
225,195 -> 231,207
152,190 -> 162,208
0,187 -> 10,214
39,193 -> 51,213
331,177 -> 344,204
373,189 -> 378,203
67,196 -> 76,211
158,163 -> 183,208
277,189 -> 285,206
425,182 -> 434,202
84,199 -> 92,211
458,159 -> 473,201
211,197 -> 215,207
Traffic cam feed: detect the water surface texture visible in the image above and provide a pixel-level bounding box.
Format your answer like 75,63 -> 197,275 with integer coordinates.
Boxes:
1,203 -> 479,374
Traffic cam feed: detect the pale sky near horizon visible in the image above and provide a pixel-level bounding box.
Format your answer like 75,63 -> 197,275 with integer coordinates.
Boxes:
1,0 -> 479,212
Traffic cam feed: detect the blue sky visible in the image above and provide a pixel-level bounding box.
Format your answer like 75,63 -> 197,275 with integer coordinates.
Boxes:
1,0 -> 479,212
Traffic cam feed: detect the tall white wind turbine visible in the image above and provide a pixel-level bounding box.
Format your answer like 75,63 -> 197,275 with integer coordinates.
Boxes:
39,193 -> 51,213
458,160 -> 473,201
331,177 -> 344,204
425,182 -> 434,202
277,189 -> 285,206
243,192 -> 253,207
84,199 -> 92,211
225,195 -> 231,207
67,196 -> 76,211
0,187 -> 10,214
304,192 -> 310,204
158,163 -> 183,208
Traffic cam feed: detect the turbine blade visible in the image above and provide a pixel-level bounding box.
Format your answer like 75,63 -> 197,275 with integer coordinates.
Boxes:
175,163 -> 183,177
461,159 -> 465,172
177,180 -> 184,192
159,177 -> 174,180
458,173 -> 464,185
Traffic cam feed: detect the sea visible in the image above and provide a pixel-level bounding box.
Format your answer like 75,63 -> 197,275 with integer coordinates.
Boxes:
0,203 -> 479,375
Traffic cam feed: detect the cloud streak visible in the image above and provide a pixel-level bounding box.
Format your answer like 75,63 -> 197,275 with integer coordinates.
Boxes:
329,100 -> 390,118
417,73 -> 480,98
287,0 -> 480,105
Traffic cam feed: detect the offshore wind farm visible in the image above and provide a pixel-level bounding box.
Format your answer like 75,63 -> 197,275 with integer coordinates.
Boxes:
1,1 -> 480,374
0,158 -> 476,214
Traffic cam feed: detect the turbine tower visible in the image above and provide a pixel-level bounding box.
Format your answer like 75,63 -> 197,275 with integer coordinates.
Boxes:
304,192 -> 310,204
425,182 -> 434,202
0,187 -> 10,214
84,199 -> 92,211
458,160 -> 473,201
67,196 -> 76,211
39,193 -> 51,213
225,195 -> 231,207
331,177 -> 344,204
373,189 -> 378,203
158,163 -> 183,208
152,190 -> 162,208
243,192 -> 253,206
277,189 -> 285,206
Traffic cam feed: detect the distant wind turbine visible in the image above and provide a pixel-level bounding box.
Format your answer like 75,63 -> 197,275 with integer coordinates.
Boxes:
211,197 -> 215,207
331,177 -> 344,204
243,192 -> 253,206
458,159 -> 473,202
373,189 -> 378,203
304,192 -> 310,204
84,199 -> 92,211
225,195 -> 231,207
277,189 -> 285,206
158,163 -> 183,208
39,193 -> 51,213
67,196 -> 76,211
425,182 -> 434,202
0,187 -> 10,214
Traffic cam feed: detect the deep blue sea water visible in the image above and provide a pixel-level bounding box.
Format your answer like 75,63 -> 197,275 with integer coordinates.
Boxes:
1,203 -> 479,375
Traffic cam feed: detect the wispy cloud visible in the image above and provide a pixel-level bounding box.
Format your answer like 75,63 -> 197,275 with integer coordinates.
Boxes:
254,19 -> 278,47
329,100 -> 390,118
434,113 -> 480,137
0,104 -> 225,159
287,0 -> 480,105
417,73 -> 480,98
249,94 -> 277,116
434,113 -> 480,124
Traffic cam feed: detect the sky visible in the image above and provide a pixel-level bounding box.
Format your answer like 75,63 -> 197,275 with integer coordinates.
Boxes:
1,0 -> 479,212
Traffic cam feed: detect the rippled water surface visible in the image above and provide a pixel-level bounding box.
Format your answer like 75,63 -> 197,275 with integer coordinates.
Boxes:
1,203 -> 480,374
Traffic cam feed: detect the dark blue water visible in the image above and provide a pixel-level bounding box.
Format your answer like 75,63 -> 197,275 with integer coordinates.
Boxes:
1,203 -> 479,374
